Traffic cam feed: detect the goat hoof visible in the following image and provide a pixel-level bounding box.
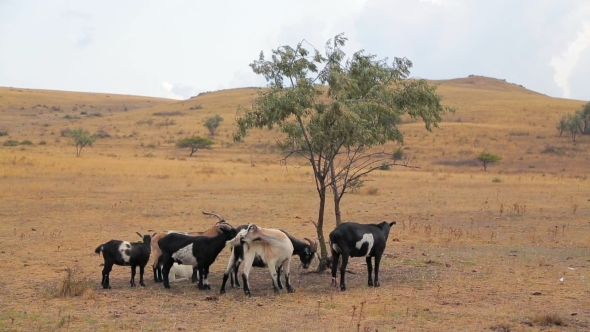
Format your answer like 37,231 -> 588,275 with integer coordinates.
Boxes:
340,286 -> 347,291
140,282 -> 145,287
205,285 -> 211,290
220,289 -> 226,295
374,282 -> 380,287
368,281 -> 373,287
287,288 -> 295,293
245,292 -> 251,297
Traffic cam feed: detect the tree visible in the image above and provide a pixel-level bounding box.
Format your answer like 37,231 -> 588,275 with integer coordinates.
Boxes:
69,128 -> 97,157
176,136 -> 213,156
556,115 -> 567,137
204,115 -> 224,136
476,152 -> 502,171
566,113 -> 582,142
234,34 -> 453,270
575,101 -> 590,134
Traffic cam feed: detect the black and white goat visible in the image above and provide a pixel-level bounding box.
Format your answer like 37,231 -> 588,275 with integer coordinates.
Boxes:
158,223 -> 237,290
221,224 -> 318,292
329,221 -> 396,291
151,211 -> 230,283
222,224 -> 295,297
94,232 -> 155,289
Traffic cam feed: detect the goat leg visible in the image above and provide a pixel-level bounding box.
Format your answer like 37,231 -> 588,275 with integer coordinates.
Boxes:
139,264 -> 146,287
374,253 -> 382,287
366,256 -> 374,287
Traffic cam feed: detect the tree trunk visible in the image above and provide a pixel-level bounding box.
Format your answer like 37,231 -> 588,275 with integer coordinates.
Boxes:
190,148 -> 196,156
329,164 -> 342,226
315,186 -> 330,272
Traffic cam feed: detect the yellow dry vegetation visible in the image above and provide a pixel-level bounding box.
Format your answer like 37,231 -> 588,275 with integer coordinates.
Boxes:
0,76 -> 589,331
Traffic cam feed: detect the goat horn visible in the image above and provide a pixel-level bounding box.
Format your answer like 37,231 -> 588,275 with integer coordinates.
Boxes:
202,211 -> 226,222
304,237 -> 318,252
136,232 -> 143,239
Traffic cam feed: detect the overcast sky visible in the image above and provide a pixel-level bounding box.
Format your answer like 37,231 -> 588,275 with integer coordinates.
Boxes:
1,0 -> 589,101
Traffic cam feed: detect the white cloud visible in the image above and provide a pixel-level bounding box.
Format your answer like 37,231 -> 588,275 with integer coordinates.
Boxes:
419,0 -> 446,4
160,81 -> 186,100
549,21 -> 590,98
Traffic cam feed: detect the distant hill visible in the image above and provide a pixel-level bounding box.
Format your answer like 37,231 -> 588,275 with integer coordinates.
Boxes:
1,77 -> 587,175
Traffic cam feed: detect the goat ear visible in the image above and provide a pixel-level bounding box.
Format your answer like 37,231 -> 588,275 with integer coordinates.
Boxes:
136,232 -> 143,239
389,221 -> 397,227
151,232 -> 157,238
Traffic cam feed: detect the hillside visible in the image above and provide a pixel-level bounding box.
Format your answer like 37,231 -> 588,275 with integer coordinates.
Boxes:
0,77 -> 588,176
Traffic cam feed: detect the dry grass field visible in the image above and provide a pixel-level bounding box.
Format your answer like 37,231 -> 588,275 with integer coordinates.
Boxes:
0,76 -> 589,331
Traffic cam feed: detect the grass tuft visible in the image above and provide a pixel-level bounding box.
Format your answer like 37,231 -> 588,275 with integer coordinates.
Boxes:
46,266 -> 94,298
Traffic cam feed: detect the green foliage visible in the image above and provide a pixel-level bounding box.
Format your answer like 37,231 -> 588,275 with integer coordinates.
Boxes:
69,128 -> 97,157
204,114 -> 224,136
566,113 -> 582,142
0,131 -> 8,136
379,162 -> 391,170
476,152 -> 502,171
20,140 -> 33,145
233,33 -> 454,266
176,136 -> 213,156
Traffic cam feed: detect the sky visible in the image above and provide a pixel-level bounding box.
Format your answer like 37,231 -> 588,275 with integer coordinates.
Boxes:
1,0 -> 589,101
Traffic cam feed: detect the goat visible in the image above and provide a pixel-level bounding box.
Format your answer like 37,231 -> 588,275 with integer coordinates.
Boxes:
151,211 -> 229,282
94,232 -> 155,289
329,221 -> 396,291
221,224 -> 318,292
222,224 -> 294,297
158,223 -> 237,290
168,263 -> 194,283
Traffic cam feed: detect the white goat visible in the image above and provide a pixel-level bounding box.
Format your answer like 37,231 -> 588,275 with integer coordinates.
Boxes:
224,224 -> 294,296
168,263 -> 194,283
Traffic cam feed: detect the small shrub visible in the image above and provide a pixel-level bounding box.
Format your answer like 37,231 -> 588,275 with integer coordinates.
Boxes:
0,131 -> 8,136
136,119 -> 154,126
60,128 -> 71,137
492,178 -> 501,183
39,140 -> 47,145
378,162 -> 390,170
189,104 -> 203,110
366,187 -> 379,195
541,145 -> 566,156
509,131 -> 529,136
392,148 -> 404,161
20,140 -> 33,145
156,118 -> 176,127
153,111 -> 184,116
80,111 -> 87,115
3,140 -> 18,146
94,127 -> 110,138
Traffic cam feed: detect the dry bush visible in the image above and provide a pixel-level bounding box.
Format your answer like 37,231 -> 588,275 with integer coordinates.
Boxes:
532,313 -> 565,326
46,266 -> 94,298
489,323 -> 511,332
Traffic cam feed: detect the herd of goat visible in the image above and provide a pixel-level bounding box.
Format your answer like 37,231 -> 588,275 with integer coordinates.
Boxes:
94,211 -> 396,296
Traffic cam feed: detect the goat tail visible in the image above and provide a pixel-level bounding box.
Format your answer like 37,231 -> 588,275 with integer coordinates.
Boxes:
94,244 -> 104,256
